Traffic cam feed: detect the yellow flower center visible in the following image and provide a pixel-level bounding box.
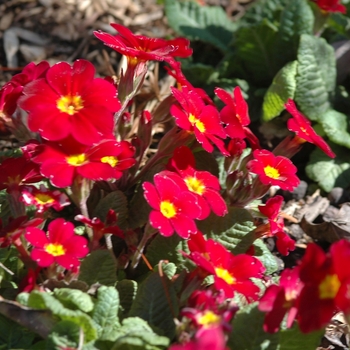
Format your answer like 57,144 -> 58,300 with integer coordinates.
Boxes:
101,156 -> 118,168
35,193 -> 55,205
185,176 -> 205,195
188,114 -> 206,133
215,267 -> 235,285
56,95 -> 84,115
66,154 -> 87,166
45,243 -> 66,257
160,201 -> 177,219
264,165 -> 280,179
319,274 -> 341,299
197,311 -> 221,327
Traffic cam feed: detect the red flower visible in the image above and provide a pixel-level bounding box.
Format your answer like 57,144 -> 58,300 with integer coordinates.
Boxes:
170,87 -> 228,155
186,231 -> 265,299
21,184 -> 70,214
257,196 -> 295,255
297,240 -> 350,332
32,138 -> 135,188
0,156 -> 43,193
259,267 -> 303,333
169,326 -> 228,350
19,59 -> 120,145
94,24 -> 192,66
247,149 -> 300,191
215,86 -> 250,139
285,99 -> 335,158
168,147 -> 228,219
311,0 -> 346,13
25,218 -> 89,270
142,171 -> 201,238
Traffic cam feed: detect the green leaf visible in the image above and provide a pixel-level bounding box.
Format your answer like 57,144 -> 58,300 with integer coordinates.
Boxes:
164,0 -> 237,52
115,279 -> 138,319
28,291 -> 98,343
145,233 -> 192,271
236,20 -> 278,85
197,206 -> 256,254
0,313 -> 35,349
279,323 -> 323,350
93,190 -> 128,230
318,109 -> 350,148
295,34 -> 335,121
241,0 -> 288,25
46,320 -> 80,350
262,61 -> 298,121
306,144 -> 350,192
274,0 -> 314,67
53,288 -> 94,313
253,239 -> 279,275
92,286 -> 120,341
111,317 -> 169,350
79,250 -> 117,286
228,303 -> 279,350
128,269 -> 179,339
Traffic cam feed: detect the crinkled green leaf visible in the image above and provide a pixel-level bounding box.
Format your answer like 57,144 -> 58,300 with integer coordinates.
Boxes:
93,190 -> 128,230
236,20 -> 278,85
180,62 -> 217,87
79,250 -> 117,286
241,0 -> 288,25
228,303 -> 279,350
0,313 -> 35,349
306,144 -> 350,192
145,233 -> 192,271
318,109 -> 350,148
27,291 -> 98,343
128,269 -> 179,339
295,35 -> 335,121
262,61 -> 298,121
197,206 -> 256,254
164,0 -> 236,52
92,286 -> 120,341
111,317 -> 169,350
53,288 -> 94,313
46,320 -> 80,350
274,0 -> 313,67
279,323 -> 323,350
116,279 -> 138,319
253,239 -> 279,275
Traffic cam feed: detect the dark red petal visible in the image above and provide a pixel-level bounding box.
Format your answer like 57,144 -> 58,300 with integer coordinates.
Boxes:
171,214 -> 198,238
142,182 -> 160,210
47,218 -> 74,244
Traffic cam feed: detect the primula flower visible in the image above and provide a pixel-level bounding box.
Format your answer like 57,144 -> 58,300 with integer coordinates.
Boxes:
215,86 -> 250,139
31,138 -> 135,188
168,146 -> 227,219
21,185 -> 70,214
259,267 -> 303,333
185,231 -> 265,299
257,195 -> 295,255
25,218 -> 89,270
169,326 -> 228,350
284,99 -> 335,158
310,0 -> 346,13
297,240 -> 350,333
182,290 -> 236,332
0,156 -> 43,193
247,149 -> 300,191
142,172 -> 201,238
94,23 -> 192,67
170,87 -> 228,155
19,59 -> 120,145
